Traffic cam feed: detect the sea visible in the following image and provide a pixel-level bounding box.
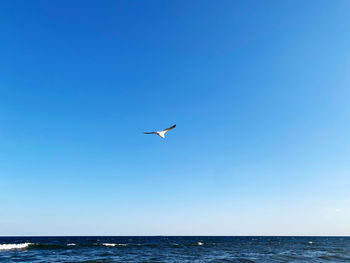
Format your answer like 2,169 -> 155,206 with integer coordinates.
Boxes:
0,236 -> 349,263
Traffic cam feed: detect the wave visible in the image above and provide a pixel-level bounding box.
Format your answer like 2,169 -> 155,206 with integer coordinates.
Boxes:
0,242 -> 131,251
0,242 -> 209,251
0,243 -> 32,250
28,244 -> 68,250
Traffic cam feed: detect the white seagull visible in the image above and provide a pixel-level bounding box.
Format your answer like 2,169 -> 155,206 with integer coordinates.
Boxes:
143,124 -> 176,139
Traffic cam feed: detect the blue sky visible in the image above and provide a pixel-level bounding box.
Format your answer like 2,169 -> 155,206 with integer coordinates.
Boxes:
1,0 -> 349,236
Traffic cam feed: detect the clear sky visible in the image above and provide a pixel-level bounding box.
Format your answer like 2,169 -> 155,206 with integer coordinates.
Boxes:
1,0 -> 350,236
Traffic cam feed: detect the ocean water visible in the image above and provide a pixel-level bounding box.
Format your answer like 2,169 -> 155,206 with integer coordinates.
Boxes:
0,236 -> 349,263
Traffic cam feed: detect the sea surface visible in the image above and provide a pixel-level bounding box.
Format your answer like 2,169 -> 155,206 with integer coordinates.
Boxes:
0,236 -> 349,263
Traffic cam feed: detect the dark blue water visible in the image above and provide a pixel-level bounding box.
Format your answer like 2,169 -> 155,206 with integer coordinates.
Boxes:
1,236 -> 350,262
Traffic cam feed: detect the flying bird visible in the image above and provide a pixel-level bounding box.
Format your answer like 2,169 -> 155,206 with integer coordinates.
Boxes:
143,124 -> 176,139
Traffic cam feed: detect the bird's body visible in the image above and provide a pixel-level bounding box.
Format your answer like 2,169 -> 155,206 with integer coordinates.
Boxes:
157,131 -> 166,138
143,124 -> 176,139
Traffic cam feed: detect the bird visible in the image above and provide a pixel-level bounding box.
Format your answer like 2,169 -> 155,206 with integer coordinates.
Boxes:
143,124 -> 176,139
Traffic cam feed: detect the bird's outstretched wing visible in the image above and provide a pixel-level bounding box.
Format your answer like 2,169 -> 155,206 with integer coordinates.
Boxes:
143,131 -> 157,134
163,124 -> 176,132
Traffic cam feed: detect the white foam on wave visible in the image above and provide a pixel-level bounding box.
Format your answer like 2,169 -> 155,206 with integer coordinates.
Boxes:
197,242 -> 204,246
67,243 -> 76,246
102,243 -> 128,247
102,243 -> 116,247
0,243 -> 32,250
